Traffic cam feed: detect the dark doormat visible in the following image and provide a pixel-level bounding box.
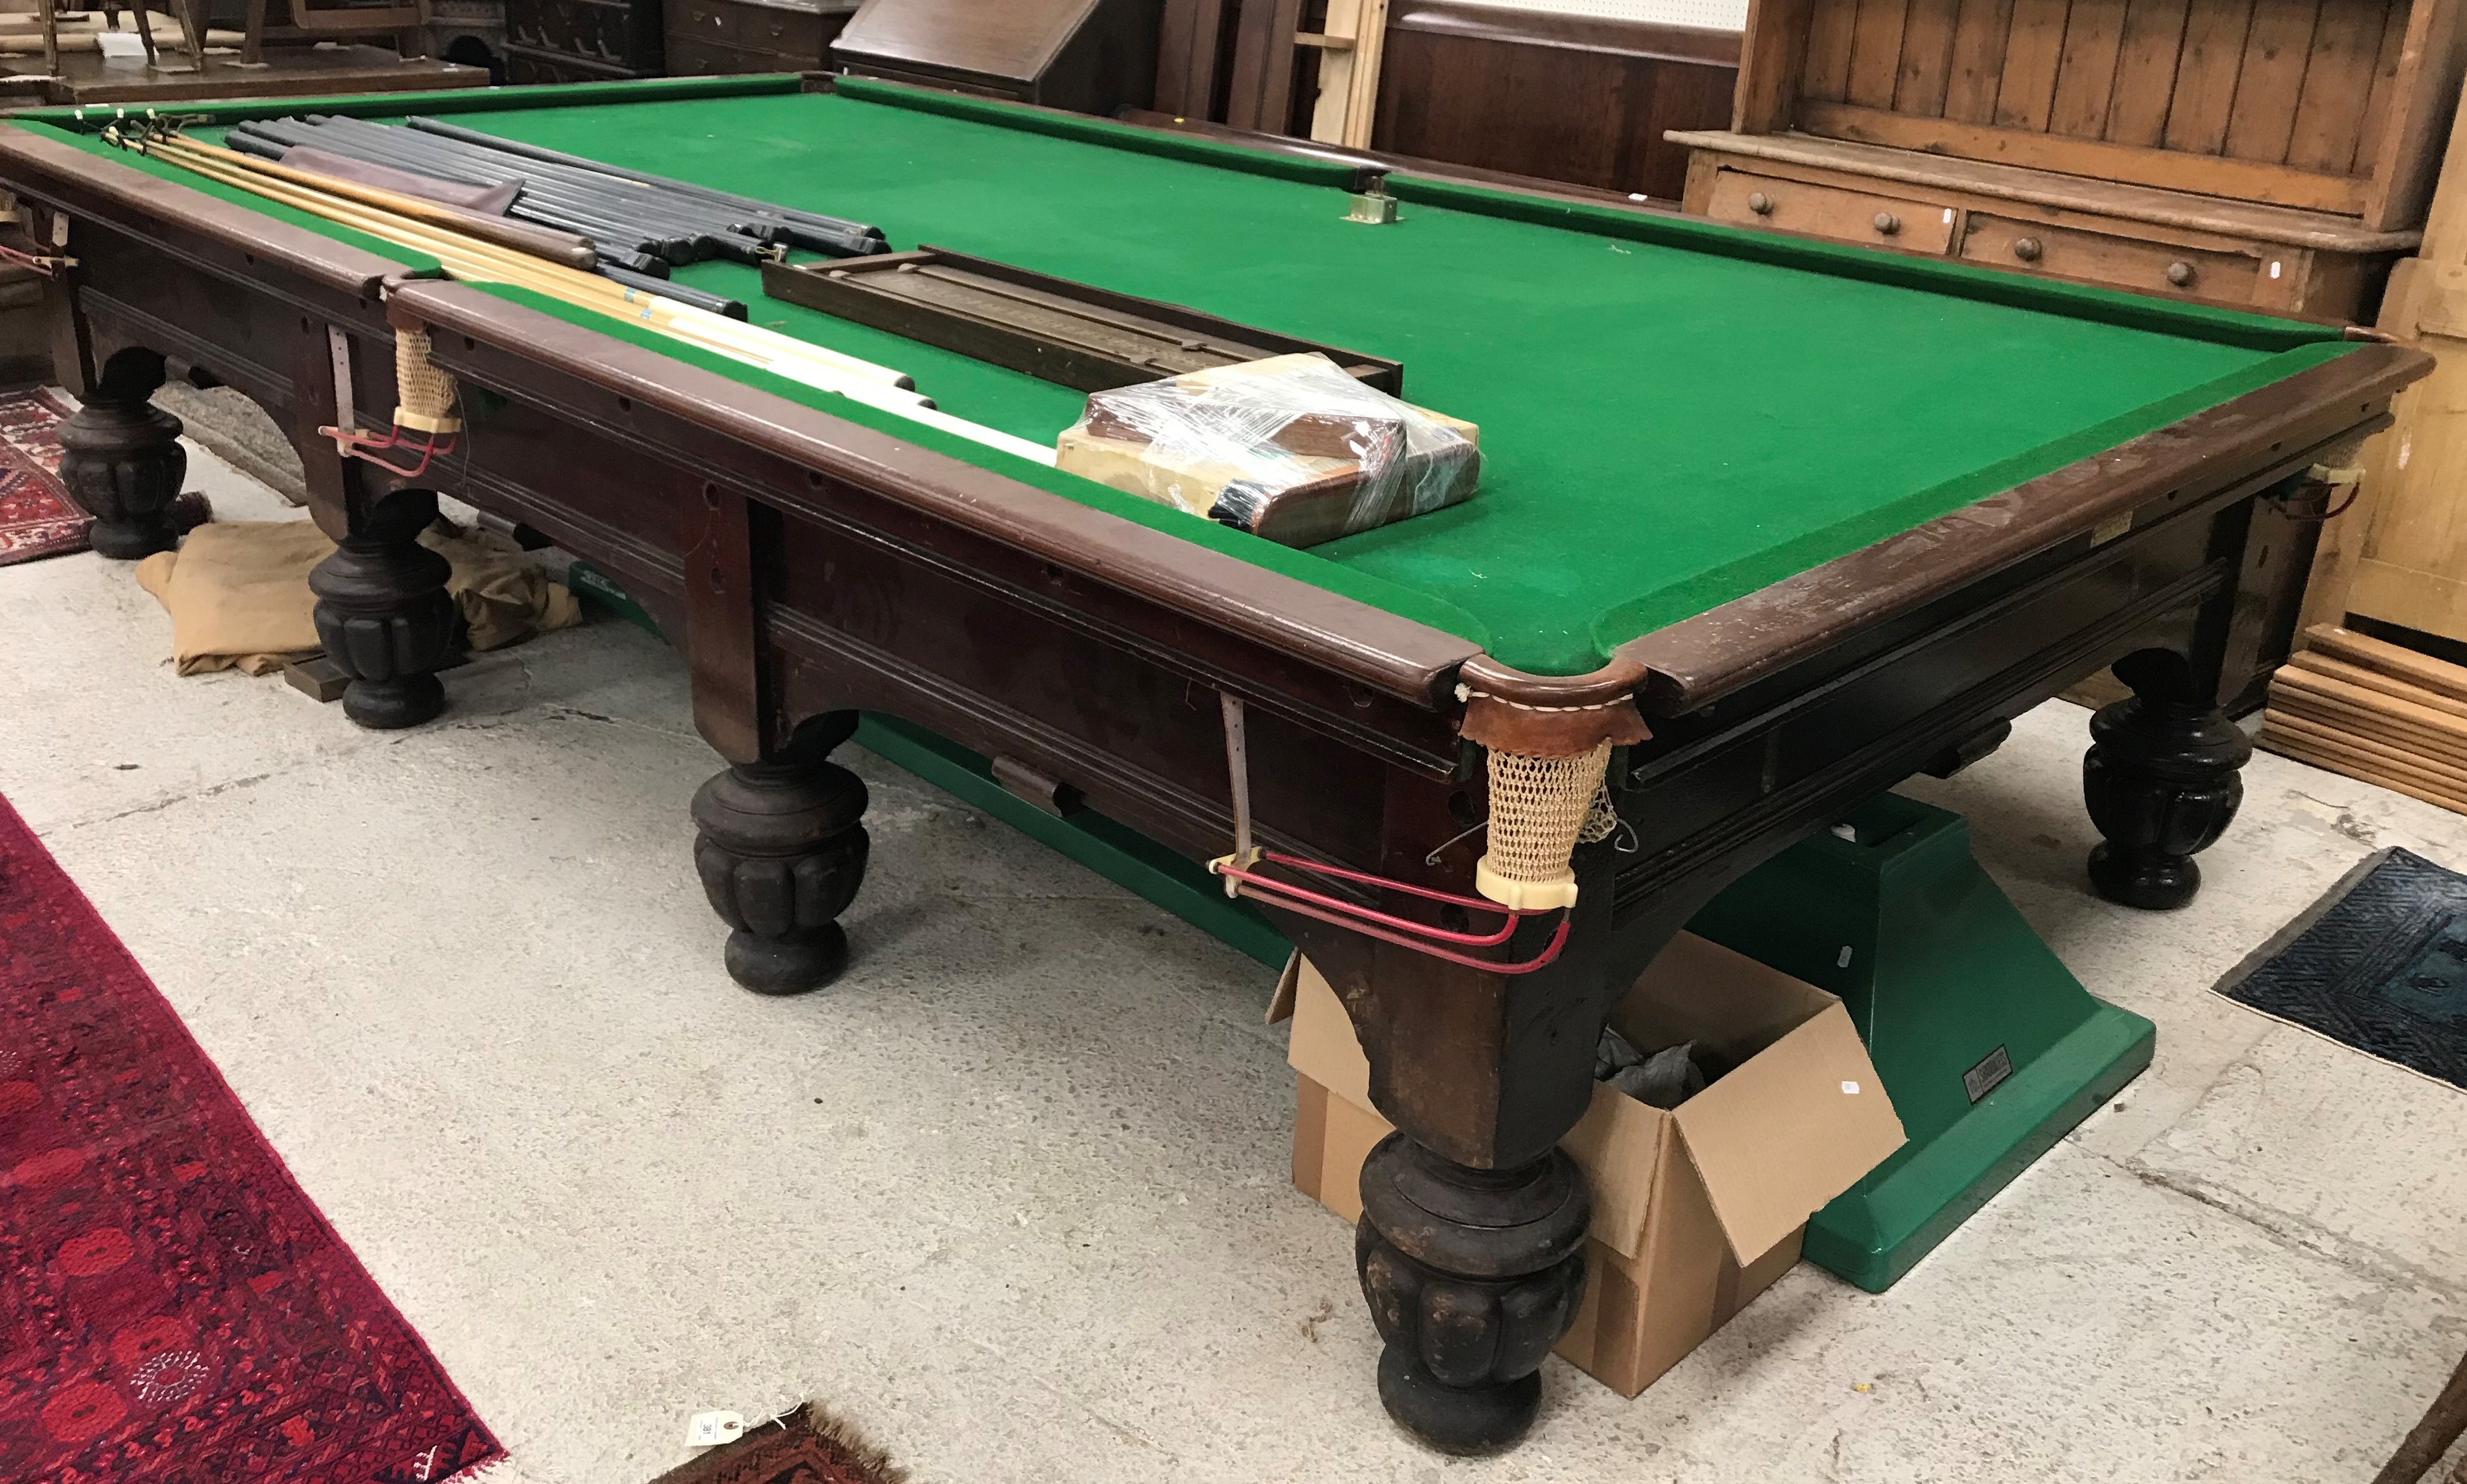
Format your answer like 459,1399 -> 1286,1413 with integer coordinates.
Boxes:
2216,847 -> 2467,1090
646,1404 -> 908,1484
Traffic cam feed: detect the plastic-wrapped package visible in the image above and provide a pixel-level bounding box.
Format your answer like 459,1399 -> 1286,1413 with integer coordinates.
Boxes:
1054,353 -> 1480,547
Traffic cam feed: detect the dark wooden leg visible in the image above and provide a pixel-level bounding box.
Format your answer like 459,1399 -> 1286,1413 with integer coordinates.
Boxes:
1271,838 -> 1672,1453
134,0 -> 162,67
172,0 -> 210,72
57,348 -> 184,561
2082,647 -> 2251,910
1356,1136 -> 1590,1451
690,712 -> 870,995
307,486 -> 457,730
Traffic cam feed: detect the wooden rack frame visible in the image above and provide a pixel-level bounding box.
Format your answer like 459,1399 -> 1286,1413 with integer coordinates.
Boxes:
1732,0 -> 2467,228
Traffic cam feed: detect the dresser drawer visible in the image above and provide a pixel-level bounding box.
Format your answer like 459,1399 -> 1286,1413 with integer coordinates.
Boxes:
668,0 -> 741,43
1957,216 -> 2261,300
738,3 -> 824,54
663,31 -> 773,71
1704,170 -> 1955,254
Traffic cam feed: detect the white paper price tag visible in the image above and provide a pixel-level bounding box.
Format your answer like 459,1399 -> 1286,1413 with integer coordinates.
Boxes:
686,1411 -> 745,1448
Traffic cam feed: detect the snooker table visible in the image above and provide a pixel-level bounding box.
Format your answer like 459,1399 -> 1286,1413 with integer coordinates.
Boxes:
0,74 -> 2428,1451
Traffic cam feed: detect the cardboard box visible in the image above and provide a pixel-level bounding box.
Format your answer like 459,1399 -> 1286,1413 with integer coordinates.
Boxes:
1283,935 -> 1905,1397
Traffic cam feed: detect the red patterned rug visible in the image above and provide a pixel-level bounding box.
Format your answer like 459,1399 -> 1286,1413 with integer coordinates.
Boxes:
0,386 -> 87,567
0,792 -> 502,1484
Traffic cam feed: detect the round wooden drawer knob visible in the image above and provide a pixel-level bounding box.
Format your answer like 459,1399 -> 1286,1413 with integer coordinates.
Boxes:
2012,237 -> 2043,262
1873,212 -> 1901,236
1747,192 -> 1775,216
2166,261 -> 2197,287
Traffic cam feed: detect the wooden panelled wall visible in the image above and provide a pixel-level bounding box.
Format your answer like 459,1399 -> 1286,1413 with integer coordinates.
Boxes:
1770,0 -> 2462,223
1156,0 -> 1741,202
1375,3 -> 1740,201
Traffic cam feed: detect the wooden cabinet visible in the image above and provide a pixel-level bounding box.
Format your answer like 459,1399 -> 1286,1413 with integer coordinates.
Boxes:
1677,0 -> 2467,320
1366,3 -> 1739,204
831,0 -> 1161,114
503,0 -> 661,77
1679,133 -> 2416,319
663,0 -> 853,74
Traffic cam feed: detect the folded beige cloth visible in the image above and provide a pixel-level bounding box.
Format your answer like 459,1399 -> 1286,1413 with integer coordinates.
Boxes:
135,519 -> 582,676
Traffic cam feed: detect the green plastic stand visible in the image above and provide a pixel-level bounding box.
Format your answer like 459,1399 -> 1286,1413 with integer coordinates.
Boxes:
1685,791 -> 2154,1292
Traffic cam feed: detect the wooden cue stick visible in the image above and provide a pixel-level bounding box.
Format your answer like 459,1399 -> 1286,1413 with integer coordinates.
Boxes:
131,137 -> 1059,464
149,145 -> 891,392
2266,742 -> 2467,816
2268,676 -> 2467,750
2265,684 -> 2467,766
141,146 -> 900,393
2261,713 -> 2467,814
2302,624 -> 2467,704
2266,747 -> 2467,816
2287,650 -> 2467,721
2265,705 -> 2467,786
152,134 -> 599,271
142,134 -> 917,394
2271,666 -> 2467,744
2263,708 -> 2467,795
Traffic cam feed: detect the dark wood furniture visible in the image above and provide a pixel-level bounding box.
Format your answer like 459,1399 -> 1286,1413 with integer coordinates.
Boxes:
1159,0 -> 1740,202
0,42 -> 484,102
831,0 -> 1161,113
502,0 -> 660,80
241,0 -> 428,63
665,0 -> 854,75
1374,3 -> 1737,204
33,0 -> 211,78
1678,0 -> 2467,319
0,80 -> 2429,1451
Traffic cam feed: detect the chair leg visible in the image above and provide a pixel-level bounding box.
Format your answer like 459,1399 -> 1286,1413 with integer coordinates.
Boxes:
2376,1347 -> 2467,1484
174,0 -> 207,70
241,0 -> 265,63
35,0 -> 57,77
133,0 -> 161,67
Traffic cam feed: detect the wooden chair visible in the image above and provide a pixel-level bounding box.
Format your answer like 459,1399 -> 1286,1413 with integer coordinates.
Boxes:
28,0 -> 210,77
240,0 -> 428,63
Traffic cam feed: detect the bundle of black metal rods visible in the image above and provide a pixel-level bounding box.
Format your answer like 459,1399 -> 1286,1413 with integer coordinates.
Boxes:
406,118 -> 887,260
221,115 -> 890,282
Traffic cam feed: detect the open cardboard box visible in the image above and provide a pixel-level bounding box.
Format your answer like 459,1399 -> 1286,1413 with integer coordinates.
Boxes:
1278,934 -> 1906,1396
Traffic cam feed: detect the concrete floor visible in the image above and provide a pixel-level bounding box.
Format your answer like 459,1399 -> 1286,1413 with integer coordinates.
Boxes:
7,442 -> 2467,1483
